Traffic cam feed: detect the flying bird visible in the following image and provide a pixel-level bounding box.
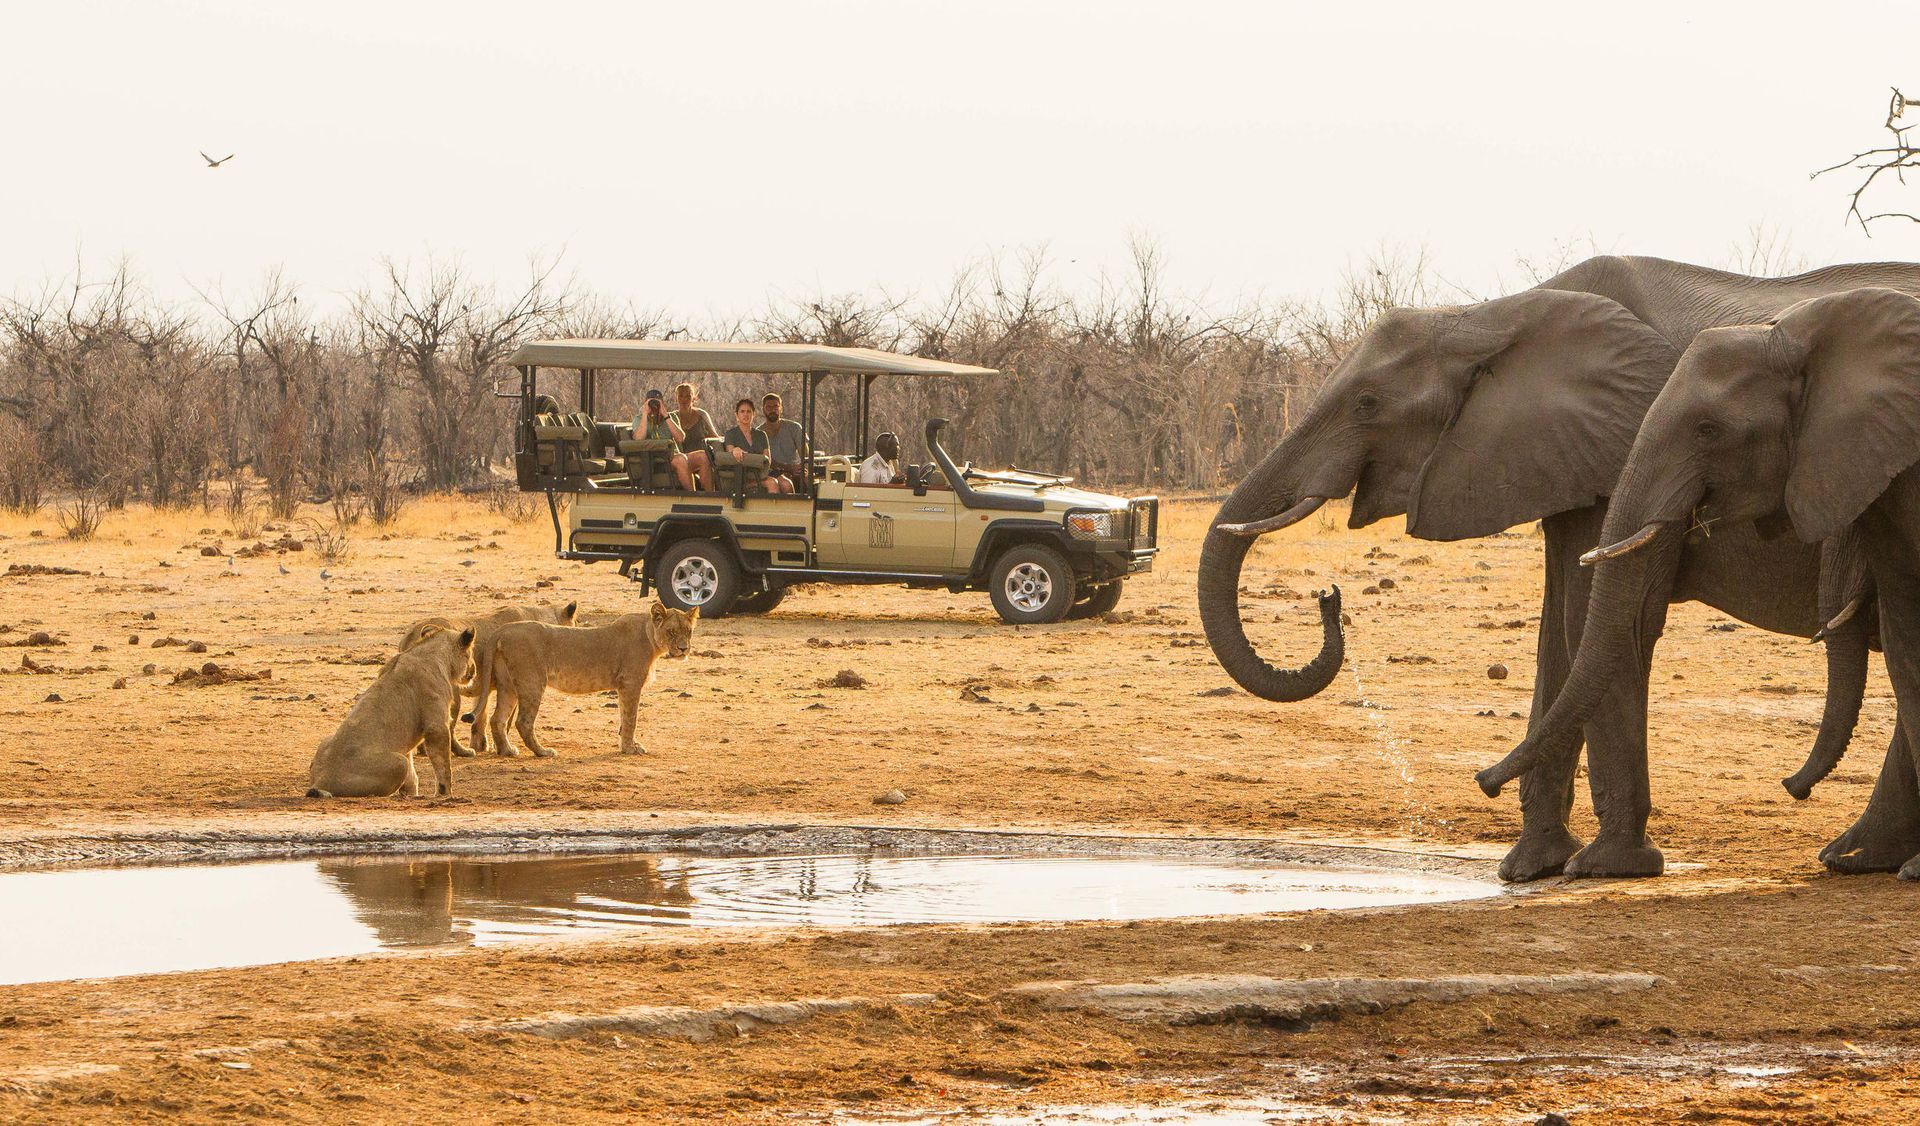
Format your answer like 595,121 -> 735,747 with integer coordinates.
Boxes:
200,151 -> 235,168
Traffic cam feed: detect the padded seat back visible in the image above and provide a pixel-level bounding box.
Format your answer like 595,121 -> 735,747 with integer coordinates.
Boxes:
619,438 -> 680,488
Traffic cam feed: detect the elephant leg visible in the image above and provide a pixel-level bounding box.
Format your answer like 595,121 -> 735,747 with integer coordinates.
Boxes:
1564,545 -> 1672,880
1847,555 -> 1920,879
1820,725 -> 1920,873
1500,510 -> 1591,882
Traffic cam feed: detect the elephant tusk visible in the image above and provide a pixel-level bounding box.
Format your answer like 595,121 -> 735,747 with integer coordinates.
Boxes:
1216,496 -> 1328,537
1579,522 -> 1663,567
1809,596 -> 1865,643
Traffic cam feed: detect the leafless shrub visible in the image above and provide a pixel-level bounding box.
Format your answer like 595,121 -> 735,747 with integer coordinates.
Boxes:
363,453 -> 408,526
301,516 -> 352,564
225,474 -> 263,539
484,480 -> 538,523
57,486 -> 103,540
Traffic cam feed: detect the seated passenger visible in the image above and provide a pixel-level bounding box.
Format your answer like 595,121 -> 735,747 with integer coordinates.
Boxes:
671,382 -> 718,490
758,392 -> 807,494
632,388 -> 695,490
856,431 -> 905,485
722,398 -> 791,494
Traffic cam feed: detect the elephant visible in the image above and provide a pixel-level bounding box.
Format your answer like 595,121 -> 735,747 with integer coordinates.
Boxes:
1478,287 -> 1920,875
1200,255 -> 1920,881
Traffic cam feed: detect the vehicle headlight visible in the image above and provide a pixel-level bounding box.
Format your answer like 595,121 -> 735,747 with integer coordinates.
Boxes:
1066,511 -> 1114,540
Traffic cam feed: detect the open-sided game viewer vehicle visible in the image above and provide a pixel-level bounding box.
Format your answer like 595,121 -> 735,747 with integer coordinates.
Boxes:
506,339 -> 1157,623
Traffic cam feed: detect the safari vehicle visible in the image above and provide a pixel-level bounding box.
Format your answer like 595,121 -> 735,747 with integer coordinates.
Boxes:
504,339 -> 1158,623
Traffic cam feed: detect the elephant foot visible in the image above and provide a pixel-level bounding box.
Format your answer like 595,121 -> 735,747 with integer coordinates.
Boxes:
1898,854 -> 1920,882
1563,834 -> 1664,880
1820,817 -> 1920,875
1498,827 -> 1586,883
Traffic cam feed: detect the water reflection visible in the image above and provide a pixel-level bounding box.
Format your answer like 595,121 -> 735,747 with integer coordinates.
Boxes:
0,852 -> 1498,985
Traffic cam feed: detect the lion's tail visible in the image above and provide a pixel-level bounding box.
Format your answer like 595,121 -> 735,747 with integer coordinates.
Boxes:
305,787 -> 331,799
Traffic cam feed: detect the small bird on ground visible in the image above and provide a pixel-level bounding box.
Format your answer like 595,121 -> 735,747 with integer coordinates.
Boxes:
319,568 -> 332,581
200,151 -> 234,168
278,564 -> 290,575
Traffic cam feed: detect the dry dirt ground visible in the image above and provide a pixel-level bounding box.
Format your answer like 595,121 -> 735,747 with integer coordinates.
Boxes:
5,495 -> 1920,1122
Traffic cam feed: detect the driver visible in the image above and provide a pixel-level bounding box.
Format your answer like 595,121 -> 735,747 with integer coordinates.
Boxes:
856,432 -> 904,485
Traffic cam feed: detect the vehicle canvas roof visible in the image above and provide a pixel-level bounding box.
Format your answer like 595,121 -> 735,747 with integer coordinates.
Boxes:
508,338 -> 999,378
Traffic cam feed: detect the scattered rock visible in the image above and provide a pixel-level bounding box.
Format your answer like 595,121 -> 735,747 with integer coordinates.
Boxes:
1710,622 -> 1742,632
171,663 -> 272,687
199,545 -> 222,557
1195,686 -> 1236,697
42,692 -> 61,703
1386,654 -> 1433,665
819,669 -> 868,689
111,678 -> 127,690
872,788 -> 908,805
1377,577 -> 1396,590
959,684 -> 993,703
128,635 -> 140,645
1361,585 -> 1380,595
4,564 -> 86,578
1487,663 -> 1509,680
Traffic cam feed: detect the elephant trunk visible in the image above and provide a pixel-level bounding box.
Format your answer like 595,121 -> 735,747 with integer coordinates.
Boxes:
1785,532 -> 1875,799
1198,429 -> 1349,703
1475,453 -> 1699,797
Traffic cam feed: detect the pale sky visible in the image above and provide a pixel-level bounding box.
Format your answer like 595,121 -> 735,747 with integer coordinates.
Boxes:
6,0 -> 1919,316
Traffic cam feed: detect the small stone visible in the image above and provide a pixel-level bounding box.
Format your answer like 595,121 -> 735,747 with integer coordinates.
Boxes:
1361,585 -> 1380,595
1377,578 -> 1396,590
128,635 -> 140,645
1476,561 -> 1492,571
820,669 -> 867,689
959,684 -> 993,703
42,693 -> 61,703
142,663 -> 157,675
185,641 -> 208,654
1487,663 -> 1509,680
111,678 -> 127,689
141,611 -> 156,620
872,788 -> 908,805
26,631 -> 53,646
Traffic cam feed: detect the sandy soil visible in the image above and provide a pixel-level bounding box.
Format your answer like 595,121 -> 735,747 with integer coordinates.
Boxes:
4,495 -> 1920,1122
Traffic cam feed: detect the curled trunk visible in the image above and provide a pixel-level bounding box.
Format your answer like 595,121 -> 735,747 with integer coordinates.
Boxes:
1197,521 -> 1345,701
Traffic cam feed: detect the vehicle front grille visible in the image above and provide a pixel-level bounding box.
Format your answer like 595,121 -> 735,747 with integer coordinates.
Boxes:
1130,497 -> 1159,550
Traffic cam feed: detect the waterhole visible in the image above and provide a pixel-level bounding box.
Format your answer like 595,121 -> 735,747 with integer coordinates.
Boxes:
0,852 -> 1498,985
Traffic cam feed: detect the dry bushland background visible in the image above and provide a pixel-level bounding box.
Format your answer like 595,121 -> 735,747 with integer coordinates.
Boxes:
0,234 -> 1809,534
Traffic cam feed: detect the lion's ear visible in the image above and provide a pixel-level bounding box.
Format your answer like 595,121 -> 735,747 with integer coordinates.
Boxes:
687,605 -> 699,622
651,602 -> 667,621
562,600 -> 578,622
457,628 -> 476,649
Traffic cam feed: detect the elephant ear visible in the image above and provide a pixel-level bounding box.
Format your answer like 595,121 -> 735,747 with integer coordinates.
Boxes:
1780,288 -> 1920,544
1406,289 -> 1676,541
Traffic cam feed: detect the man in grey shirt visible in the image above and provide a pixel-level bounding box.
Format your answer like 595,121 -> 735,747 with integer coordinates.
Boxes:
759,392 -> 807,494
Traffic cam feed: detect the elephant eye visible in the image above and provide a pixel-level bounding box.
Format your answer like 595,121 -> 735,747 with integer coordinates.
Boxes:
1695,419 -> 1721,441
1354,392 -> 1380,417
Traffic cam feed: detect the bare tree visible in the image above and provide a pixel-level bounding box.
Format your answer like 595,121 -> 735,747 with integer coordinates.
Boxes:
1816,87 -> 1919,232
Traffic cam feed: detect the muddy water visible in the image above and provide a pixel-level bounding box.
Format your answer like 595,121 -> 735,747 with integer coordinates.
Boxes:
0,852 -> 1498,985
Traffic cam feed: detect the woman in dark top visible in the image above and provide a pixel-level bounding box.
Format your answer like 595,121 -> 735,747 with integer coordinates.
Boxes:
722,398 -> 790,493
671,382 -> 718,490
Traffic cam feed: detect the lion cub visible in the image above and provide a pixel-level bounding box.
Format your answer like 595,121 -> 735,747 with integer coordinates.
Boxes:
308,625 -> 476,798
397,600 -> 578,757
488,602 -> 696,758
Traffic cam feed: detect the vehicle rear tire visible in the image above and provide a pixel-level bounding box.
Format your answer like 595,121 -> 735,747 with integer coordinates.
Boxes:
656,539 -> 742,618
1066,580 -> 1124,620
988,543 -> 1078,625
731,587 -> 788,615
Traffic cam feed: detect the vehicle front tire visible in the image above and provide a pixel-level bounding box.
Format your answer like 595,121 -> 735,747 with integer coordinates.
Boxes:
656,539 -> 742,618
988,543 -> 1078,625
1066,580 -> 1124,620
731,586 -> 788,615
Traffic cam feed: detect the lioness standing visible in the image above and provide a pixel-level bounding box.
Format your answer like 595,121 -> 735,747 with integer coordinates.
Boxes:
488,602 -> 696,758
308,626 -> 476,798
397,600 -> 578,756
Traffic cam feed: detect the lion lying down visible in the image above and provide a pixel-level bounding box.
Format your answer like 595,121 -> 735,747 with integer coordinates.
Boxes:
489,602 -> 696,758
307,625 -> 476,799
396,600 -> 578,757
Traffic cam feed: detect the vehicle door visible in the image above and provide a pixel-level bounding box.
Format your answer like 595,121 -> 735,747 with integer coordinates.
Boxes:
839,482 -> 959,571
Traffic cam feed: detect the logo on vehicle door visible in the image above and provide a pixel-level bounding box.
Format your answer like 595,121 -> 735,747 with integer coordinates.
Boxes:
870,516 -> 893,549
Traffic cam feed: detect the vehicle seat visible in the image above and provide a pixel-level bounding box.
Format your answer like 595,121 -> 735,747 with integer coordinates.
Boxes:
531,411 -> 589,475
563,412 -> 616,474
708,438 -> 769,499
618,437 -> 680,489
